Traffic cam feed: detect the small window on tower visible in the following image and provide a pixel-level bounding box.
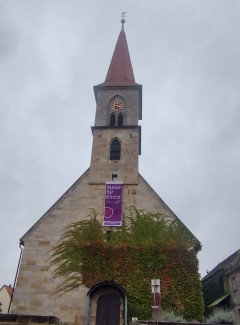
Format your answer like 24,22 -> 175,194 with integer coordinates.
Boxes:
110,138 -> 121,160
118,113 -> 123,126
109,113 -> 116,126
112,173 -> 118,181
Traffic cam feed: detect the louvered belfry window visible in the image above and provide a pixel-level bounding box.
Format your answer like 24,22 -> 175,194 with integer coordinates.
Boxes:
110,138 -> 121,160
118,113 -> 123,126
110,113 -> 116,126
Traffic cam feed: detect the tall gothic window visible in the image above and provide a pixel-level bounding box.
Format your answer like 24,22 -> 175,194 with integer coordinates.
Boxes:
110,138 -> 121,160
118,113 -> 123,126
109,113 -> 116,126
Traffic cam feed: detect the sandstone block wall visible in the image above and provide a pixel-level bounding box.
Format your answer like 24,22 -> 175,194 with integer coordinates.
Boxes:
11,170 -> 176,324
94,88 -> 140,126
89,128 -> 139,184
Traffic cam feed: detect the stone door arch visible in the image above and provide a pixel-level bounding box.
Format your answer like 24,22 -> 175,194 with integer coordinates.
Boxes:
86,281 -> 128,325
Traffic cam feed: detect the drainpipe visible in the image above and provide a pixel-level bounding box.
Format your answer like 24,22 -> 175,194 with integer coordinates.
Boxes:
86,295 -> 91,325
124,294 -> 128,325
8,240 -> 24,313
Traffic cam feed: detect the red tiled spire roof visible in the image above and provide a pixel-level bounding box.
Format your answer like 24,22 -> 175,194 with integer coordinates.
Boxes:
101,25 -> 137,86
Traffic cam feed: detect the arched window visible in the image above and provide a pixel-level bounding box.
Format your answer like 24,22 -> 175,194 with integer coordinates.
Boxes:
109,113 -> 116,126
110,138 -> 121,160
118,113 -> 123,126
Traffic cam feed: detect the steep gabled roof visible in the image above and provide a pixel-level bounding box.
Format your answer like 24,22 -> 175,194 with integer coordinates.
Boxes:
20,169 -> 90,243
138,174 -> 202,252
0,285 -> 13,296
5,285 -> 13,296
20,170 -> 201,251
202,249 -> 240,281
98,26 -> 138,86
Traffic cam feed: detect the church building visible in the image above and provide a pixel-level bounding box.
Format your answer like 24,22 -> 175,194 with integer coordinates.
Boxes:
11,18 -> 202,325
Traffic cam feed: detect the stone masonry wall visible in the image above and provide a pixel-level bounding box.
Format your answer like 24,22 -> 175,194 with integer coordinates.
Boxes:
89,127 -> 139,184
11,170 -> 176,324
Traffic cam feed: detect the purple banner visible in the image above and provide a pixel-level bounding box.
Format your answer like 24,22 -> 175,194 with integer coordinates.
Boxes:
104,182 -> 123,226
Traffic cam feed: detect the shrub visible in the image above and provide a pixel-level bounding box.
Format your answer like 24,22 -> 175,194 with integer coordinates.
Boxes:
205,308 -> 236,324
157,309 -> 186,322
49,208 -> 203,320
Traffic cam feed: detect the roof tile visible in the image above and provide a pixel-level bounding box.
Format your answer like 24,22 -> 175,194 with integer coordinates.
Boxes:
101,28 -> 137,86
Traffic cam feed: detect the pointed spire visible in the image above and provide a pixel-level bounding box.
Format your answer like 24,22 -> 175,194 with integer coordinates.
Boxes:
101,16 -> 137,86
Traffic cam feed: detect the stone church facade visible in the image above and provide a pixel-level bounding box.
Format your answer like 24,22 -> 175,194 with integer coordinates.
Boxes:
11,21 -> 201,325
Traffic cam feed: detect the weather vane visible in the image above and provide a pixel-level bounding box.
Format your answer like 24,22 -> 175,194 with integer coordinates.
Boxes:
121,12 -> 126,27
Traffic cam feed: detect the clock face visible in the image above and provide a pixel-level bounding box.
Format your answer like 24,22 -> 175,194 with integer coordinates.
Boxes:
110,101 -> 124,112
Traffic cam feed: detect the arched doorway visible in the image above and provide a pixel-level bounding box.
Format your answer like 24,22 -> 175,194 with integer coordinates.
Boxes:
86,282 -> 128,325
96,292 -> 120,325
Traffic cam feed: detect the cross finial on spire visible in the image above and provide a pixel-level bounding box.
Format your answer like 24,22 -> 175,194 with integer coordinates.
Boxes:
121,12 -> 126,29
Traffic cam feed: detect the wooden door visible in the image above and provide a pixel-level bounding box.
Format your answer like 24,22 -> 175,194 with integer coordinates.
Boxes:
96,293 -> 120,325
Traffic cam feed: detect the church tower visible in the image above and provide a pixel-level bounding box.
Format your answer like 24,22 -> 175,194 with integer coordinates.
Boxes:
89,19 -> 142,185
11,19 -> 201,325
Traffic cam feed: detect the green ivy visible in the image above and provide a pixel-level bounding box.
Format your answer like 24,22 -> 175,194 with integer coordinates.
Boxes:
49,208 -> 203,321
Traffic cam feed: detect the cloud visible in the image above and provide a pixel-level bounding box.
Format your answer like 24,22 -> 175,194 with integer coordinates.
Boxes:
0,0 -> 240,286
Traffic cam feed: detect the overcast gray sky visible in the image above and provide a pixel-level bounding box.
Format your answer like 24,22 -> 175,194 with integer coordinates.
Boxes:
1,0 -> 240,287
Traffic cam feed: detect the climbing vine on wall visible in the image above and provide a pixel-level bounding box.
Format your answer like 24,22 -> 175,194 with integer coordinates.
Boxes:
49,208 -> 203,320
